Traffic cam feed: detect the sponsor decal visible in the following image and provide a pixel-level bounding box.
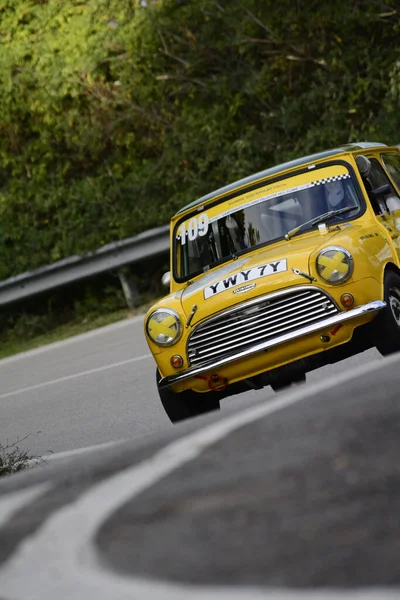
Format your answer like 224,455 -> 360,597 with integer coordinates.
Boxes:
359,233 -> 379,241
233,283 -> 256,295
204,259 -> 287,299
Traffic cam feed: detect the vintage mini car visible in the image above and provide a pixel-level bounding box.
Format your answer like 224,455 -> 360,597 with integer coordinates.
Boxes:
144,142 -> 400,422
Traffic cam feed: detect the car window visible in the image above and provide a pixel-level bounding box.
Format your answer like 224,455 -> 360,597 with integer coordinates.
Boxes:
381,153 -> 400,191
363,157 -> 400,215
174,163 -> 363,280
367,158 -> 396,189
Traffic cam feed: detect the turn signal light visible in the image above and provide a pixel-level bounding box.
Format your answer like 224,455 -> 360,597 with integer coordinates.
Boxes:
340,293 -> 355,308
170,355 -> 184,368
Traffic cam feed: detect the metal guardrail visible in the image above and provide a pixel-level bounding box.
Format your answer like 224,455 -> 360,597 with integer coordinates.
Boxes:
0,225 -> 170,308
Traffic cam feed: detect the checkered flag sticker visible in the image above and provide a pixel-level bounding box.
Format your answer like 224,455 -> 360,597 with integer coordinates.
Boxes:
312,173 -> 351,186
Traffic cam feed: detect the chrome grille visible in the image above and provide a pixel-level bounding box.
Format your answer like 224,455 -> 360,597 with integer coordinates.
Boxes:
187,287 -> 339,366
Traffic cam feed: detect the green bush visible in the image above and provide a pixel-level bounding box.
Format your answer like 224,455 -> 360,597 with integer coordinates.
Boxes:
0,253 -> 169,342
0,0 -> 399,282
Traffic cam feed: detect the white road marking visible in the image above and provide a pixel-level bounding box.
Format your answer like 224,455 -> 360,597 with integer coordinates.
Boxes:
0,484 -> 51,529
40,441 -> 126,462
27,440 -> 128,468
0,352 -> 399,599
0,354 -> 151,399
0,314 -> 146,366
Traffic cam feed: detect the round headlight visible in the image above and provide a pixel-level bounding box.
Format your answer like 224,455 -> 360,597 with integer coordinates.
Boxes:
316,246 -> 353,284
146,309 -> 182,346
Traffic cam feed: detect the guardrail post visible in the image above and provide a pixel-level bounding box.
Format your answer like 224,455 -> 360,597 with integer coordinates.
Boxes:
118,268 -> 141,310
0,225 -> 170,308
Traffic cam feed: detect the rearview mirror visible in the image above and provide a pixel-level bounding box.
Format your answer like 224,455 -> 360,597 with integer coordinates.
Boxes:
161,271 -> 171,288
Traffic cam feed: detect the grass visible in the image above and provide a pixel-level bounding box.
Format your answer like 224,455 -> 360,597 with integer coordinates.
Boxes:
0,300 -> 157,361
0,436 -> 44,477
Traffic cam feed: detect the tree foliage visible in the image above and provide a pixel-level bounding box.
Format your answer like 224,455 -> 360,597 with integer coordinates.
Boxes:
0,0 -> 399,279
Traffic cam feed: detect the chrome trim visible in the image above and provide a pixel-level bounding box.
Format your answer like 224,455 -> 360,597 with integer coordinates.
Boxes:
188,285 -> 339,332
292,268 -> 316,282
187,286 -> 338,365
189,292 -> 333,346
158,300 -> 386,389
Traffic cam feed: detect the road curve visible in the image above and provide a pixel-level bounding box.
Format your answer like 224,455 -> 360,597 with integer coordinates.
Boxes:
0,351 -> 399,599
0,313 -> 384,457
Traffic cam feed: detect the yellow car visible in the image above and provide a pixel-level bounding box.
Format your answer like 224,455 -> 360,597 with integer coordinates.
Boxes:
144,142 -> 400,422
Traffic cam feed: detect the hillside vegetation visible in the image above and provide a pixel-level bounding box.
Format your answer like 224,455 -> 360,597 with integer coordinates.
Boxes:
0,0 -> 399,281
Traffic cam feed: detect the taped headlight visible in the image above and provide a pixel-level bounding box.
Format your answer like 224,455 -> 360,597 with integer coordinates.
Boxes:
316,246 -> 353,284
146,309 -> 182,346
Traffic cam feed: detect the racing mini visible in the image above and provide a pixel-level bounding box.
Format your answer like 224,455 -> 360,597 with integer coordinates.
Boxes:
144,142 -> 400,422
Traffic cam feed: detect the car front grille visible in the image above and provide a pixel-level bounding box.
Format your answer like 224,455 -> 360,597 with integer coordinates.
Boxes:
187,287 -> 339,366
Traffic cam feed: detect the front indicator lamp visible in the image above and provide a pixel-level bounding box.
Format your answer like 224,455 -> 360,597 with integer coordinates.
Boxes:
146,309 -> 182,346
171,355 -> 184,368
340,293 -> 355,308
316,246 -> 353,285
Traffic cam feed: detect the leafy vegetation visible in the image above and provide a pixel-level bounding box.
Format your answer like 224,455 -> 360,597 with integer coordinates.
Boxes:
0,0 -> 399,282
0,254 -> 168,356
0,1 -> 399,465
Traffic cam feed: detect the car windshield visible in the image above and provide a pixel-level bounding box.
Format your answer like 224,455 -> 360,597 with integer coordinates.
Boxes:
174,163 -> 362,279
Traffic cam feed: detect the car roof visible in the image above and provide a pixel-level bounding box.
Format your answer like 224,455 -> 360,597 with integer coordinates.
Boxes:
175,142 -> 388,216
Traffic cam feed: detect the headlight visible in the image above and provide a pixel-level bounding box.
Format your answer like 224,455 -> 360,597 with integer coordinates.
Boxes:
316,246 -> 353,284
146,309 -> 182,346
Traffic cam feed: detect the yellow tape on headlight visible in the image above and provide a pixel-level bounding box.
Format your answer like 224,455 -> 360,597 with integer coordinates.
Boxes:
146,309 -> 182,346
316,247 -> 353,284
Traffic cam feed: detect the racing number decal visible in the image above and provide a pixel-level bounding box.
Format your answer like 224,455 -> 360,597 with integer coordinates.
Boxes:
177,214 -> 209,245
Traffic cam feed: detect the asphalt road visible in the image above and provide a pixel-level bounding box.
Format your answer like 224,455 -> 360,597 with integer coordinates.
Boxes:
0,350 -> 399,599
0,313 -> 384,457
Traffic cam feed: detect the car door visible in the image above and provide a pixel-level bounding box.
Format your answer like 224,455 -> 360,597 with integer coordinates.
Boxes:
366,155 -> 400,263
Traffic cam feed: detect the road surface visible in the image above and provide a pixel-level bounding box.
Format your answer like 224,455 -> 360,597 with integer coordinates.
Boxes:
0,314 -> 384,457
0,350 -> 399,598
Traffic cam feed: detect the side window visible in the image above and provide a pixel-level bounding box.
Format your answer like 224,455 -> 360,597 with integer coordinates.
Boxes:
381,153 -> 400,192
364,158 -> 400,215
367,158 -> 395,189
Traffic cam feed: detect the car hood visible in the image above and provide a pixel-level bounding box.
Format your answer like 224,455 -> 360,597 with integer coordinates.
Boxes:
178,230 -> 341,323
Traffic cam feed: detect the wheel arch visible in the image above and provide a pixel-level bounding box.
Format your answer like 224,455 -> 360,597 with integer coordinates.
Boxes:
374,265 -> 400,356
383,261 -> 400,280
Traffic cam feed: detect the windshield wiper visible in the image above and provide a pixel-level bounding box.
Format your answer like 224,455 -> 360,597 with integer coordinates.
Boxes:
201,252 -> 240,274
285,206 -> 357,241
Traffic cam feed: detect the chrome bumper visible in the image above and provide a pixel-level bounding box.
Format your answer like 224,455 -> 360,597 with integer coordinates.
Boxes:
158,300 -> 385,389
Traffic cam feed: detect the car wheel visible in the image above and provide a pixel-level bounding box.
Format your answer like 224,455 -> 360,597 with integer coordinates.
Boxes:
374,271 -> 400,356
156,370 -> 220,423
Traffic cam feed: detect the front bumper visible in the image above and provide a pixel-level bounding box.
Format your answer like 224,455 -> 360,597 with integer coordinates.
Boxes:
158,300 -> 385,389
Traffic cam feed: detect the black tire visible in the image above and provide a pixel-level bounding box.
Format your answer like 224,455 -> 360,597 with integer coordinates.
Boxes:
156,370 -> 220,423
375,271 -> 400,356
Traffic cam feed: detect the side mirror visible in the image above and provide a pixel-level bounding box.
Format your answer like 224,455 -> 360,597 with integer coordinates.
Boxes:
161,271 -> 171,288
370,183 -> 391,198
